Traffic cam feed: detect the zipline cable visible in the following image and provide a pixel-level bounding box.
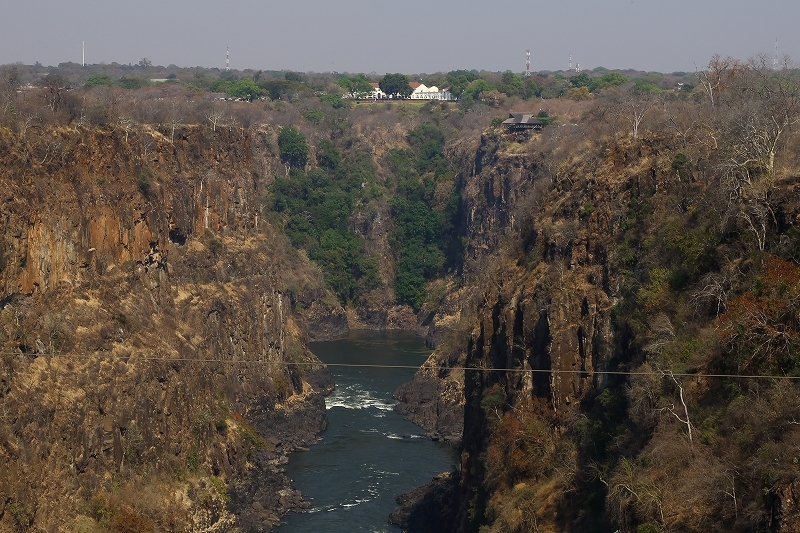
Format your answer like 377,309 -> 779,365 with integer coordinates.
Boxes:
1,350 -> 799,380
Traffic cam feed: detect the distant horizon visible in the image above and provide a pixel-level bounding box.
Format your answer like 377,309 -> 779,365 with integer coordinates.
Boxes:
2,0 -> 796,76
0,59 -> 744,78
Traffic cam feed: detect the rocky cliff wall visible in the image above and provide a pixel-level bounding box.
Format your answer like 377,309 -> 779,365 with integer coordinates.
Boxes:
395,129 -> 671,530
0,124 -> 334,532
396,129 -> 619,441
397,123 -> 800,533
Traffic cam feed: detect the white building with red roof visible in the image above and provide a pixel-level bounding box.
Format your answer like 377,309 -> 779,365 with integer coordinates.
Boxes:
357,81 -> 455,101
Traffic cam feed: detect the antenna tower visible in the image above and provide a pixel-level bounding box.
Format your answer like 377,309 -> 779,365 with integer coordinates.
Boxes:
774,39 -> 779,69
569,54 -> 572,70
82,41 -> 85,67
226,47 -> 230,71
525,49 -> 531,76
576,63 -> 581,73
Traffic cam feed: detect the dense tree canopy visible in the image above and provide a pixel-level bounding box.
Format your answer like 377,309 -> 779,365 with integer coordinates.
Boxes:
446,70 -> 480,98
379,73 -> 413,98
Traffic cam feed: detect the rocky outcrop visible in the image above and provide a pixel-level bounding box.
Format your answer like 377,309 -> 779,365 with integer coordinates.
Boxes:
389,472 -> 460,533
393,338 -> 465,443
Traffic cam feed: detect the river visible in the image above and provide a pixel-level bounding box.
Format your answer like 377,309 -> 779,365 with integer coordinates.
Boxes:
276,330 -> 457,532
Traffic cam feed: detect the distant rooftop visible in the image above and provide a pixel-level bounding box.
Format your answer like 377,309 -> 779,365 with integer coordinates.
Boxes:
502,112 -> 543,131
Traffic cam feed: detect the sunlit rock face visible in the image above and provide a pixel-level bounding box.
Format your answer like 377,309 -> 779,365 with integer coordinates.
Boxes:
0,125 -> 333,532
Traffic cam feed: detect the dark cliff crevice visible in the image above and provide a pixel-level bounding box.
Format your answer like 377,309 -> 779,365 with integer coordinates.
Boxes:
529,308 -> 552,402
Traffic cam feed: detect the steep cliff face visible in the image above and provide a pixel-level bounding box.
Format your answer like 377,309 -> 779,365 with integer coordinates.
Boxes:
0,125 -> 334,532
397,129 -> 618,441
398,123 -> 800,533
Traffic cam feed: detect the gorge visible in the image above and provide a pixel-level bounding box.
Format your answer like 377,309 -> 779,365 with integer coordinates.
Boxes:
1,60 -> 800,533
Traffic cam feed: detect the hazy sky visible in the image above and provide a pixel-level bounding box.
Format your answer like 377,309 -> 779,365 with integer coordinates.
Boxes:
2,0 -> 798,74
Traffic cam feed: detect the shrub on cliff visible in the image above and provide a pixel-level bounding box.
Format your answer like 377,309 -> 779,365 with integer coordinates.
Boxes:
278,126 -> 309,169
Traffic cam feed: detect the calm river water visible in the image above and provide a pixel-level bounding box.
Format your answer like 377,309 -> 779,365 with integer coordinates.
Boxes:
276,330 -> 457,533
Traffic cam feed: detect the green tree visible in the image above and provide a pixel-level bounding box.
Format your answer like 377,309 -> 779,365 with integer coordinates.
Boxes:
570,72 -> 591,88
499,71 -> 525,98
407,123 -> 446,174
209,79 -> 233,93
278,126 -> 309,168
589,72 -> 628,92
269,155 -> 379,304
446,70 -> 479,98
84,74 -> 113,88
284,71 -> 305,83
219,70 -> 237,82
228,78 -> 262,101
320,93 -> 349,109
634,79 -> 660,93
462,78 -> 492,102
386,121 -> 461,310
379,73 -> 412,99
259,79 -> 288,100
522,77 -> 540,99
536,110 -> 553,125
317,139 -> 341,171
538,75 -> 569,99
303,109 -> 325,124
337,74 -> 374,99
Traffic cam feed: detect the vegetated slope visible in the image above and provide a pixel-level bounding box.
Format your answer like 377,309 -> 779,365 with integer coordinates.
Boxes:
396,61 -> 800,533
265,100 -> 471,330
0,123 -> 335,532
0,75 -> 511,531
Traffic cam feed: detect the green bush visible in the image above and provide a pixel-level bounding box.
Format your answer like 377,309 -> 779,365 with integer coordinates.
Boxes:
480,384 -> 506,413
278,126 -> 309,168
137,167 -> 154,196
303,109 -> 325,124
187,446 -> 200,473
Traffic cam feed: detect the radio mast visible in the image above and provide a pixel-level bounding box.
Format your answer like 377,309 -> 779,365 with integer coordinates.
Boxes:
569,54 -> 572,70
774,39 -> 779,69
226,47 -> 230,71
525,49 -> 531,76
